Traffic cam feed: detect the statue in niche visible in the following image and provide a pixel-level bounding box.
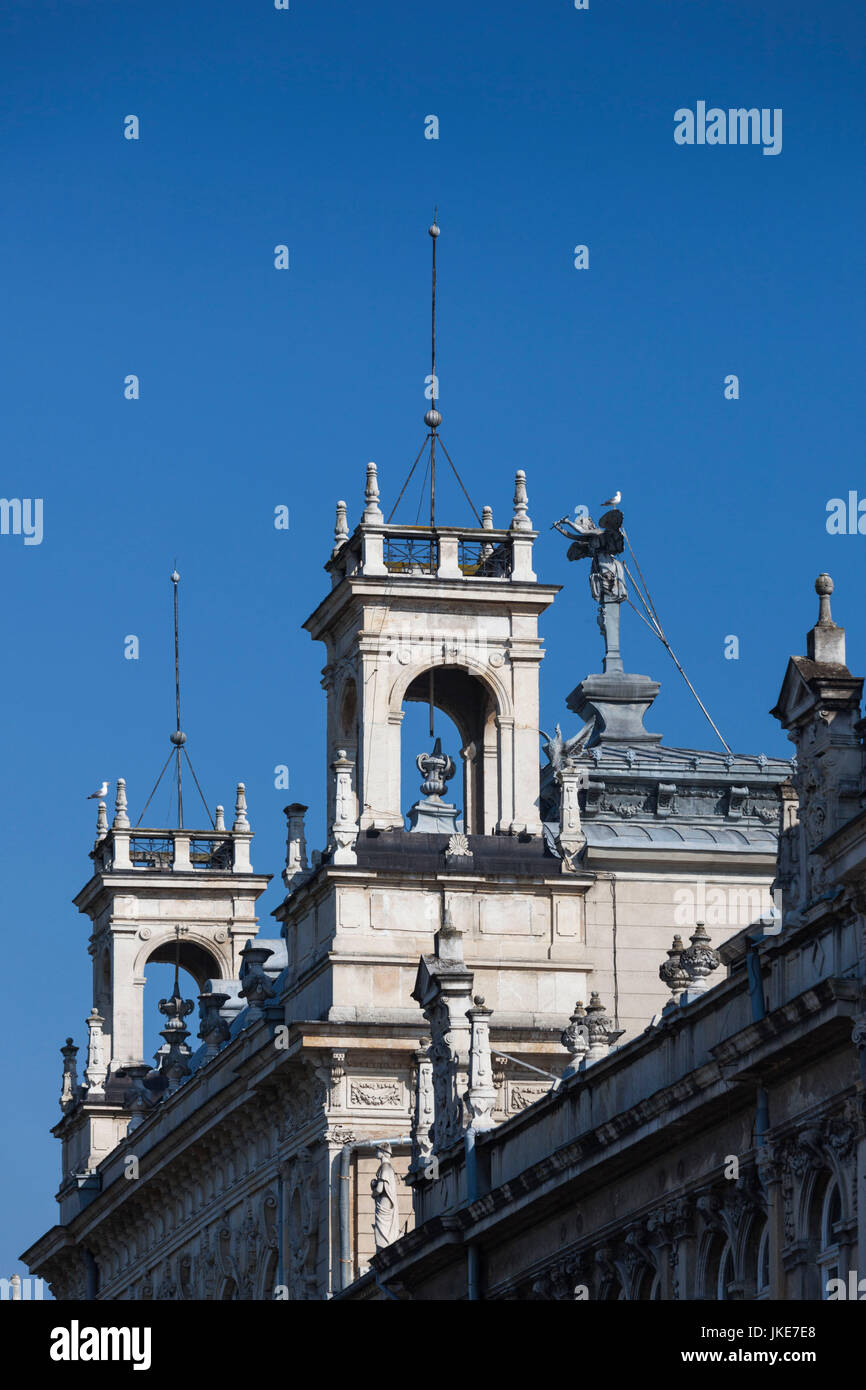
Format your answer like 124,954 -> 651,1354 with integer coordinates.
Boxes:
371,1143 -> 401,1250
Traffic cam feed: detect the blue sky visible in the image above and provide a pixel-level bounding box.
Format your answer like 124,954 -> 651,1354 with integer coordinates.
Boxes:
2,0 -> 865,1278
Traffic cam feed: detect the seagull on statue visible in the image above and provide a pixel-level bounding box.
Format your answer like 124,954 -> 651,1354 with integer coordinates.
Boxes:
86,781 -> 109,800
602,490 -> 621,508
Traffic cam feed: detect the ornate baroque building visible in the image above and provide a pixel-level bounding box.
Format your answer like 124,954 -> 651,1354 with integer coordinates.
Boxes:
344,576 -> 866,1301
23,457 -> 796,1301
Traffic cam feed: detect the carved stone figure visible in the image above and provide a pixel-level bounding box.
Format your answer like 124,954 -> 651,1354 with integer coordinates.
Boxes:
371,1143 -> 401,1249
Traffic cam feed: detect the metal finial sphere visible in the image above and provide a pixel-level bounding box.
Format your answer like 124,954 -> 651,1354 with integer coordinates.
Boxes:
170,570 -> 180,584
815,573 -> 833,596
424,408 -> 442,428
428,223 -> 440,238
170,731 -> 187,746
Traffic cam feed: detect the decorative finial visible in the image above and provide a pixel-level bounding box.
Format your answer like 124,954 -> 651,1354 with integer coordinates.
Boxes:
214,804 -> 225,832
482,506 -> 494,530
416,737 -> 456,799
233,782 -> 250,831
333,499 -> 349,554
95,800 -> 108,841
113,778 -> 130,829
678,922 -> 721,995
816,573 -> 834,623
428,220 -> 440,239
511,469 -> 532,531
157,989 -> 195,1093
561,999 -> 589,1075
807,573 -> 845,665
60,1037 -> 80,1112
363,462 -> 383,523
659,934 -> 689,1004
584,991 -> 625,1060
171,568 -> 180,585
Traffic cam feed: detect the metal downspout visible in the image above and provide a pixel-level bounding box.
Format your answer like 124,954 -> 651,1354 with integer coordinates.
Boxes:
465,1126 -> 479,1301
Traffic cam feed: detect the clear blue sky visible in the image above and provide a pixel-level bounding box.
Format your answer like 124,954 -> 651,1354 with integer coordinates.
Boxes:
3,0 -> 864,1279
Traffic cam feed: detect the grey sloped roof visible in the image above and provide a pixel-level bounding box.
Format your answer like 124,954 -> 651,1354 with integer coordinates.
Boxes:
582,820 -> 778,851
574,744 -> 791,777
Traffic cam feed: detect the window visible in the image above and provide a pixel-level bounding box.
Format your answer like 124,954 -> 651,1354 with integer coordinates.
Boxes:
818,1180 -> 842,1300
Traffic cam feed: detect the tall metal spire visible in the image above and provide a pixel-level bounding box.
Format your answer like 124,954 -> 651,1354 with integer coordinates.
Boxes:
425,212 -> 442,528
387,216 -> 482,532
170,567 -> 185,826
135,568 -> 216,829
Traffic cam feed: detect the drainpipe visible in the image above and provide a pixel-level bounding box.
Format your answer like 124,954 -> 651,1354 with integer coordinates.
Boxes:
465,1126 -> 480,1301
337,1135 -> 411,1293
745,930 -> 769,1170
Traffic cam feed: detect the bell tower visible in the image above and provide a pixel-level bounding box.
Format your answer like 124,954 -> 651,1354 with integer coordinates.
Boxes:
75,778 -> 270,1076
307,214 -> 556,845
307,463 -> 556,841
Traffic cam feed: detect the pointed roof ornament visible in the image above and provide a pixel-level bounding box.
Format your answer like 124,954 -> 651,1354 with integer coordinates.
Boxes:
511,469 -> 532,531
214,804 -> 225,832
113,777 -> 130,829
95,800 -> 109,843
333,498 -> 349,554
232,782 -> 250,832
362,462 -> 383,524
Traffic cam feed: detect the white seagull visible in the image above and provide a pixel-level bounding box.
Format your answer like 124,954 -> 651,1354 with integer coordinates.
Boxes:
87,781 -> 110,800
601,490 -> 621,508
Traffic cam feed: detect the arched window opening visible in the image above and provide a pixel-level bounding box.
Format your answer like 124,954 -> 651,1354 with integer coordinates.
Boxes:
758,1226 -> 770,1297
141,960 -> 202,1068
817,1179 -> 842,1299
701,1231 -> 732,1301
400,701 -> 464,832
402,664 -> 498,835
717,1242 -> 734,1301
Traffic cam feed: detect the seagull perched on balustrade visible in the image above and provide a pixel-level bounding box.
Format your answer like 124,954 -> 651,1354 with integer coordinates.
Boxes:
601,490 -> 621,508
86,781 -> 109,800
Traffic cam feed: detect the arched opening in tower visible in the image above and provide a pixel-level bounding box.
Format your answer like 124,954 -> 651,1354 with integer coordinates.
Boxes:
141,940 -> 221,1065
402,664 -> 498,835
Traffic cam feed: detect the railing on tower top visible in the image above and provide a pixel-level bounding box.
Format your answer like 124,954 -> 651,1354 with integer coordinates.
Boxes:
93,828 -> 240,874
334,525 -> 516,580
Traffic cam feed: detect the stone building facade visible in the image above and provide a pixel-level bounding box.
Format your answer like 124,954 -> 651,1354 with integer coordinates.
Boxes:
22,464 -> 790,1301
343,576 -> 866,1301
